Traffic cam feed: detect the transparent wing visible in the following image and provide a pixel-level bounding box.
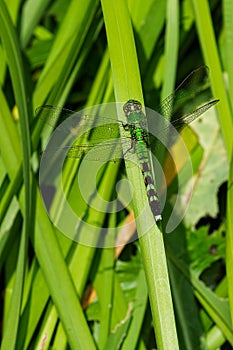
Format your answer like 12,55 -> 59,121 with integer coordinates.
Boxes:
36,105 -> 122,142
42,139 -> 135,162
156,65 -> 216,121
37,105 -> 138,162
37,66 -> 219,161
147,65 -> 219,145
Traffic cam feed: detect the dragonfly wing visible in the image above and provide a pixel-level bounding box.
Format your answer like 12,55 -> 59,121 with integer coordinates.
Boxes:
148,98 -> 219,152
42,139 -> 135,162
156,66 -> 214,122
67,140 -> 125,161
37,105 -> 137,163
147,66 -> 219,149
36,105 -> 78,128
170,99 -> 219,131
36,105 -> 125,142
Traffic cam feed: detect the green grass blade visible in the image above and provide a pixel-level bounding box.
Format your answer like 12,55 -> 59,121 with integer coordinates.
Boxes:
20,0 -> 52,48
0,1 -> 31,349
121,266 -> 148,350
101,1 -> 142,101
0,88 -> 21,169
192,0 -> 233,158
168,246 -> 233,345
94,240 -> 115,347
1,0 -> 230,347
223,0 -> 233,106
226,156 -> 233,327
100,0 -> 179,348
32,190 -> 96,350
192,0 -> 233,330
223,1 -> 233,324
33,0 -> 99,107
128,0 -> 166,61
16,46 -> 114,348
161,0 -> 179,100
0,165 -> 22,224
5,0 -> 21,24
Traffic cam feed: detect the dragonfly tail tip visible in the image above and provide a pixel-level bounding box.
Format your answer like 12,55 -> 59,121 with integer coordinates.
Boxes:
155,214 -> 162,221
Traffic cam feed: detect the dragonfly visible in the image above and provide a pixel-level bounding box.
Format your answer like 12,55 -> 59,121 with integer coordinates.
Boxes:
37,66 -> 219,221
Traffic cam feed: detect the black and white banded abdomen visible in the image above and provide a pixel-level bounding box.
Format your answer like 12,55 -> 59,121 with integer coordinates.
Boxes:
141,158 -> 162,221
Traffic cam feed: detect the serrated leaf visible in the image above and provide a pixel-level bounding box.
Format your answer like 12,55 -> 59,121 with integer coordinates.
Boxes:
104,303 -> 133,350
184,108 -> 228,226
187,226 -> 226,276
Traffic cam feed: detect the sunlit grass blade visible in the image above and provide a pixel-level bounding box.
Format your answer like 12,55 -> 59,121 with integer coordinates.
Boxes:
192,0 -> 233,332
32,190 -> 96,350
223,0 -> 233,325
0,1 -> 31,349
20,0 -> 51,48
33,0 -> 99,108
0,0 -> 230,347
100,0 -> 179,348
161,0 -> 179,100
226,157 -> 233,327
192,0 -> 233,158
223,0 -> 233,107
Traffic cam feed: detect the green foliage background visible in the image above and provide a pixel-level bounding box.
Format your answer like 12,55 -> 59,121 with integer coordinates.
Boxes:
0,0 -> 233,349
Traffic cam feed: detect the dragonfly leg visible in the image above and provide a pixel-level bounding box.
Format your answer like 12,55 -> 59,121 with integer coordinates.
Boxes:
122,122 -> 130,131
122,140 -> 136,158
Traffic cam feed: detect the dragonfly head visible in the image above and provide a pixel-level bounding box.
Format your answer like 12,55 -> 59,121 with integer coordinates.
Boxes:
123,100 -> 142,117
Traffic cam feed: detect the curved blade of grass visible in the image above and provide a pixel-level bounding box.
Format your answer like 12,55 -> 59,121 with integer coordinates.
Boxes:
223,0 -> 233,325
192,0 -> 233,158
19,53 -> 115,348
47,12 -> 103,107
33,0 -> 99,108
100,0 -> 179,348
93,225 -> 115,348
121,266 -> 148,350
167,259 -> 204,349
20,0 -> 52,48
159,0 -> 179,167
5,0 -> 21,24
0,53 -> 96,350
4,44 -> 113,349
0,87 -> 21,172
0,1 -> 31,349
226,156 -> 233,327
0,165 -> 22,224
161,0 -> 179,100
223,0 -> 233,107
206,326 -> 226,349
1,128 -> 97,349
192,0 -> 233,329
32,190 -> 96,350
128,0 -> 166,61
167,246 -> 233,345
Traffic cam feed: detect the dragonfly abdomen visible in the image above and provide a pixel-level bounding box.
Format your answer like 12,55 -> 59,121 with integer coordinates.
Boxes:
139,152 -> 162,221
123,99 -> 162,221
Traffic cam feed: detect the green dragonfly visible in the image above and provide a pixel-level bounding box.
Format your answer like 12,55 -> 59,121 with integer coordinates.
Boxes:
37,66 -> 219,221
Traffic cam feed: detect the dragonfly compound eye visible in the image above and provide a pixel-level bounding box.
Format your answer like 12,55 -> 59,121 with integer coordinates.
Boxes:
123,100 -> 142,115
